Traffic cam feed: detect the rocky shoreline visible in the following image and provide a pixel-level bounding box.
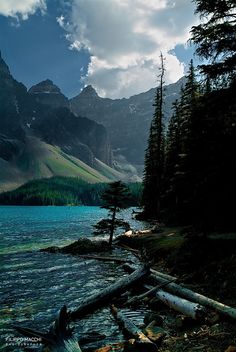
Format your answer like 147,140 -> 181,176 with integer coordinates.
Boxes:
39,228 -> 236,352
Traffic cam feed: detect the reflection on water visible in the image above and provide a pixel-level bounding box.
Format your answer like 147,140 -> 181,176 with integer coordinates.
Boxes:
0,206 -> 147,351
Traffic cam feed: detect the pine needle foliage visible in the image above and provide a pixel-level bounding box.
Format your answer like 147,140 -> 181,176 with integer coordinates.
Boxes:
191,0 -> 236,84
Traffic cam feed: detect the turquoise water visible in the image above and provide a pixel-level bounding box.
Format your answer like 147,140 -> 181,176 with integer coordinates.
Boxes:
0,206 -> 146,351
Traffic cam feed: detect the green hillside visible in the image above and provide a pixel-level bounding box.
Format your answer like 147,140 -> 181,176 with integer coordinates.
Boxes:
0,137 -> 125,192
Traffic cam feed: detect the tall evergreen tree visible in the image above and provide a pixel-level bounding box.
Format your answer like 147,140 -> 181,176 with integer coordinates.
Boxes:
163,61 -> 200,223
142,53 -> 165,219
191,0 -> 236,83
164,100 -> 182,212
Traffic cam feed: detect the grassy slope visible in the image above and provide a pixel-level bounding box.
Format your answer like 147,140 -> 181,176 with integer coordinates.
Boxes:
0,137 -> 122,192
94,158 -> 125,181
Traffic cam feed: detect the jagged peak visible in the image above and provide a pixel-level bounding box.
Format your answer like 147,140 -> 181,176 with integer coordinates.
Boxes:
79,85 -> 98,98
29,79 -> 61,94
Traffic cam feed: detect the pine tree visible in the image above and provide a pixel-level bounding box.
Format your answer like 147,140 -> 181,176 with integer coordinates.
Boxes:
163,61 -> 200,223
142,53 -> 165,219
191,0 -> 236,83
93,181 -> 131,247
164,100 -> 182,211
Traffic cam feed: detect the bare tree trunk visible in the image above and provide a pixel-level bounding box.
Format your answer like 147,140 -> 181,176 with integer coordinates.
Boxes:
109,206 -> 117,247
156,52 -> 165,215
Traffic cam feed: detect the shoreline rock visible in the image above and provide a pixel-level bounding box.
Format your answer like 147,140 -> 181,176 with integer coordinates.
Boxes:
40,238 -> 110,255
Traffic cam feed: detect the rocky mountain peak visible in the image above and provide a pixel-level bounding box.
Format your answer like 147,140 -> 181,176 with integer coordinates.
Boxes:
28,79 -> 69,109
79,85 -> 98,98
29,79 -> 61,94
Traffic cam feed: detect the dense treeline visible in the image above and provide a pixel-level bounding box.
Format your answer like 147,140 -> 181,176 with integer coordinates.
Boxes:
0,177 -> 142,206
142,0 -> 236,231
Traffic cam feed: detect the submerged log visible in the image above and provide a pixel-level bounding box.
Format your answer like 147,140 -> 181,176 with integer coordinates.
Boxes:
115,243 -> 141,256
77,254 -> 132,264
151,274 -> 236,320
70,264 -> 150,321
156,289 -> 206,319
15,306 -> 82,352
111,305 -> 158,352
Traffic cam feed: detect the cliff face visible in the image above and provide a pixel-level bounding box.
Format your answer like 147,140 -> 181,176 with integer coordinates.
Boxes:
0,51 -> 27,161
32,107 -> 112,167
0,53 -> 114,191
70,79 -> 185,174
28,80 -> 112,166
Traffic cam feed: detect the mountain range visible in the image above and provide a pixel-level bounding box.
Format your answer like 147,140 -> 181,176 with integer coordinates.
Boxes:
0,52 -> 121,191
70,79 -> 184,175
0,51 -> 184,191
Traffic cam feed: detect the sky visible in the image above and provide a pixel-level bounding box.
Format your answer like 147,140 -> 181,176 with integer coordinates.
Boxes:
0,0 -> 199,99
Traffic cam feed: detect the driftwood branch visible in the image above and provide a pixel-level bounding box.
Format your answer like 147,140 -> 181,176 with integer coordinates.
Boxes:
111,305 -> 158,352
70,264 -> 150,321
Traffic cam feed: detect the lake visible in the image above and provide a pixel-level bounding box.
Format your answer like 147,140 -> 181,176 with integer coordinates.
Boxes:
0,206 -> 147,351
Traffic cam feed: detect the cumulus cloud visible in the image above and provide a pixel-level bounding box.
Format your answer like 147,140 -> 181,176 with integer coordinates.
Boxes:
0,0 -> 46,20
58,0 -> 198,98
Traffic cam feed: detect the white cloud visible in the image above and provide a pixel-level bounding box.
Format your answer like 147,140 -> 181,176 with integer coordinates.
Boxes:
0,0 -> 46,20
59,0 -> 198,98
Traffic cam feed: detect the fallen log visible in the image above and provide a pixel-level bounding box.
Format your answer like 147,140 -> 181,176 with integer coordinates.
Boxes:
151,274 -> 236,320
126,281 -> 206,321
115,243 -> 141,256
123,263 -> 176,281
77,254 -> 132,264
123,264 -> 236,320
111,305 -> 158,352
70,264 -> 150,321
156,289 -> 206,319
